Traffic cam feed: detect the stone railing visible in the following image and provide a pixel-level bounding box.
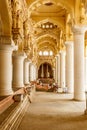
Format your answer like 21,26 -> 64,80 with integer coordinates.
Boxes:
0,84 -> 36,130
0,88 -> 24,114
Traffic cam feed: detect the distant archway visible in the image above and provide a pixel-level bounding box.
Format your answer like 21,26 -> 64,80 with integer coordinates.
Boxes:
38,62 -> 53,79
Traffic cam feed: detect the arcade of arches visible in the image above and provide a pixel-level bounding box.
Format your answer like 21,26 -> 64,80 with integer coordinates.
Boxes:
0,0 -> 87,130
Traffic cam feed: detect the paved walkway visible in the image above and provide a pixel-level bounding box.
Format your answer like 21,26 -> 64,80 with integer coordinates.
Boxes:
18,92 -> 87,130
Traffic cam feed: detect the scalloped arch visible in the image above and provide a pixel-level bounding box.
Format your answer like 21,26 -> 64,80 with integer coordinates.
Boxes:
28,0 -> 73,19
38,61 -> 54,70
36,33 -> 58,43
34,18 -> 64,31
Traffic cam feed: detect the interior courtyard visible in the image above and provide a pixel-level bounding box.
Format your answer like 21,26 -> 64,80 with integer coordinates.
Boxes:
0,0 -> 87,130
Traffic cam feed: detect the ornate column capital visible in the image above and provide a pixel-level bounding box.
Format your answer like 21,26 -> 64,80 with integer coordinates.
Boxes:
58,50 -> 66,55
72,25 -> 87,34
12,51 -> 27,59
65,41 -> 73,45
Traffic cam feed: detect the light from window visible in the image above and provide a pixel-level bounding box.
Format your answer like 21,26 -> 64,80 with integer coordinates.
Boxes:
50,51 -> 53,56
43,51 -> 48,56
39,51 -> 42,56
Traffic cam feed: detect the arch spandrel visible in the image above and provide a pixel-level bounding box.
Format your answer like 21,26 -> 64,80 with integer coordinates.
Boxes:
0,0 -> 11,36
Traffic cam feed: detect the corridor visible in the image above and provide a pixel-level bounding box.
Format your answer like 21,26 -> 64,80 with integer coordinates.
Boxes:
18,92 -> 87,130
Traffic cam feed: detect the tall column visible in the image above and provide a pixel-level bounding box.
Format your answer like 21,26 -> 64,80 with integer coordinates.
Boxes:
85,57 -> 87,91
32,65 -> 35,81
12,52 -> 26,90
0,45 -> 14,96
29,63 -> 33,81
60,51 -> 66,88
55,56 -> 58,83
57,54 -> 60,86
34,66 -> 37,80
53,68 -> 55,80
24,59 -> 30,85
65,41 -> 74,93
72,26 -> 86,100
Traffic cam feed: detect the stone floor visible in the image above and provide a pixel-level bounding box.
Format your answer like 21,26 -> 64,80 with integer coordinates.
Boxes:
18,92 -> 87,130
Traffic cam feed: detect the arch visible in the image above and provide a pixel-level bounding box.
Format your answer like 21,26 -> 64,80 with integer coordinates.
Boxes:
38,60 -> 54,69
34,18 -> 64,31
36,33 -> 58,43
36,31 -> 60,43
28,0 -> 74,19
38,62 -> 53,78
37,41 -> 58,55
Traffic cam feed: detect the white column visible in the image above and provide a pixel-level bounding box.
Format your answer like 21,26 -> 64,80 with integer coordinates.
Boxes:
12,52 -> 26,90
60,51 -> 66,88
73,26 -> 86,100
55,56 -> 58,83
53,68 -> 56,80
34,66 -> 37,80
32,65 -> 35,81
24,59 -> 30,85
57,54 -> 60,86
85,57 -> 87,91
29,63 -> 33,81
65,41 -> 74,93
36,66 -> 38,79
0,45 -> 14,96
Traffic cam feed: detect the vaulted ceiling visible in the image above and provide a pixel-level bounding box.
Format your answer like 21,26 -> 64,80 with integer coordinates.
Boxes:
25,0 -> 75,56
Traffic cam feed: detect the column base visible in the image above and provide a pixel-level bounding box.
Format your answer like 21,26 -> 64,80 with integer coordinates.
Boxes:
74,92 -> 85,101
0,87 -> 13,96
24,83 -> 30,86
12,83 -> 24,91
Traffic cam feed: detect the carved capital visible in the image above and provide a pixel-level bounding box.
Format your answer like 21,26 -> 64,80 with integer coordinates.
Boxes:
0,35 -> 11,45
72,25 -> 87,34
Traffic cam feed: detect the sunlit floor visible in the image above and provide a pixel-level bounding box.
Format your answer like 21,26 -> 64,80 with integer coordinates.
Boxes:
18,92 -> 87,130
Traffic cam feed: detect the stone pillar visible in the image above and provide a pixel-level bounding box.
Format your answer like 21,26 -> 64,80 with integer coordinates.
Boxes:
24,59 -> 30,85
72,26 -> 86,100
65,41 -> 74,93
0,45 -> 14,96
34,66 -> 37,80
53,68 -> 56,81
12,52 -> 26,90
32,65 -> 35,81
57,54 -> 60,86
60,51 -> 66,88
85,57 -> 87,91
55,56 -> 58,83
29,63 -> 33,81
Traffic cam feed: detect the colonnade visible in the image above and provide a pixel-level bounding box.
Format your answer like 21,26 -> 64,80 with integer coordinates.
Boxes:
0,25 -> 87,102
55,26 -> 87,101
0,46 -> 37,96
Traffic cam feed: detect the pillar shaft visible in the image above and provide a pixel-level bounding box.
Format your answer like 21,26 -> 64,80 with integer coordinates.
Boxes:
55,56 -> 58,83
65,41 -> 74,93
0,45 -> 14,96
57,54 -> 60,86
85,57 -> 87,91
60,51 -> 66,88
53,68 -> 56,81
29,63 -> 33,81
73,26 -> 86,100
24,59 -> 30,85
12,52 -> 26,90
